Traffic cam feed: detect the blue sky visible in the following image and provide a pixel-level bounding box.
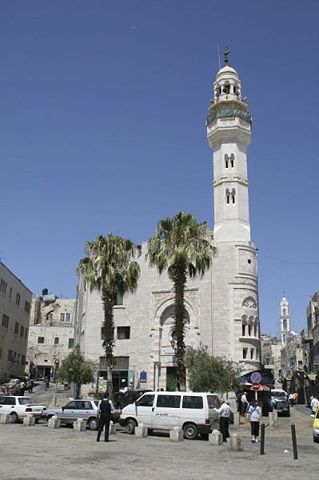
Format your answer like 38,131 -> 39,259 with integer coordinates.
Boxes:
0,1 -> 318,336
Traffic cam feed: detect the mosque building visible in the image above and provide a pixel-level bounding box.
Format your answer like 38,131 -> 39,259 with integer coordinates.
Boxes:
74,52 -> 261,391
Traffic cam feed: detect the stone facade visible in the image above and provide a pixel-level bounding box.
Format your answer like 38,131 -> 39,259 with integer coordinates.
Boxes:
0,261 -> 32,382
75,60 -> 261,392
26,293 -> 75,379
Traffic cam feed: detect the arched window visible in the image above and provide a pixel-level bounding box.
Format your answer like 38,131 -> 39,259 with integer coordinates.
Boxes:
231,189 -> 236,204
226,189 -> 230,204
230,154 -> 234,168
222,83 -> 230,94
225,154 -> 229,168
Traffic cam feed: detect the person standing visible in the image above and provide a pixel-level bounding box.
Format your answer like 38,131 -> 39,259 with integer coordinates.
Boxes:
310,396 -> 319,416
248,399 -> 261,443
214,399 -> 231,442
241,391 -> 249,415
97,393 -> 113,442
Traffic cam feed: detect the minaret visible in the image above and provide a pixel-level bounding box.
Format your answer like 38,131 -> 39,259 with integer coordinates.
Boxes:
206,50 -> 260,371
207,49 -> 252,242
280,295 -> 291,344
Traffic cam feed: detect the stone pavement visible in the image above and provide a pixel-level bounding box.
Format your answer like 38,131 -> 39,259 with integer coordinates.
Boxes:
0,406 -> 318,480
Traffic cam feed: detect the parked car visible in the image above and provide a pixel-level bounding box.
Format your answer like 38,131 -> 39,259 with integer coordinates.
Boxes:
270,389 -> 290,416
119,391 -> 220,440
0,396 -> 46,423
45,399 -> 120,430
313,404 -> 319,443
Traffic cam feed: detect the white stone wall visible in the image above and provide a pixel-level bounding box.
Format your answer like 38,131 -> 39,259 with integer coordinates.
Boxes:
0,262 -> 32,382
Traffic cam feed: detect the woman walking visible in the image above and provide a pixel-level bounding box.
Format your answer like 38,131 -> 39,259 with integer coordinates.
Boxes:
248,399 -> 261,443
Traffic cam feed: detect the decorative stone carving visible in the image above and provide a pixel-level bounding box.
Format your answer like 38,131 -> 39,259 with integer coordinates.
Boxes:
242,296 -> 256,308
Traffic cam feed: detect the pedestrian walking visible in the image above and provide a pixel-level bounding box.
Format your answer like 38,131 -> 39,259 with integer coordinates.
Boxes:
44,376 -> 49,391
248,399 -> 261,443
96,393 -> 113,442
214,399 -> 231,442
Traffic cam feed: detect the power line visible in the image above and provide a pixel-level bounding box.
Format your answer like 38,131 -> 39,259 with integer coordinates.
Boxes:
258,251 -> 319,266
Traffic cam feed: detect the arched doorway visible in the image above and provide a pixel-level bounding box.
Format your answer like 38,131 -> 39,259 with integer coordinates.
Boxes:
159,305 -> 190,391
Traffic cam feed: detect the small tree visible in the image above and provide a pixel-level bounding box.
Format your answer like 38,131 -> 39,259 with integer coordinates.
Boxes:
185,346 -> 241,393
59,347 -> 96,398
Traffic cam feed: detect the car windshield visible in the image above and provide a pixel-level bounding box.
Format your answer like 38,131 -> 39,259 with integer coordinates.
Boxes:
272,391 -> 286,399
18,398 -> 33,405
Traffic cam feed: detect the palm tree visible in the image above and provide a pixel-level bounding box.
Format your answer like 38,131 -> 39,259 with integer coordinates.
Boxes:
148,211 -> 215,391
78,233 -> 140,398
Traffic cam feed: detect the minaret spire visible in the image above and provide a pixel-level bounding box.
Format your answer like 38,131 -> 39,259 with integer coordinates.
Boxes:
206,60 -> 252,242
223,47 -> 231,65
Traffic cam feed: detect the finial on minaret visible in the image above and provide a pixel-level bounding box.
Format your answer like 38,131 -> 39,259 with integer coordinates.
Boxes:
223,47 -> 231,65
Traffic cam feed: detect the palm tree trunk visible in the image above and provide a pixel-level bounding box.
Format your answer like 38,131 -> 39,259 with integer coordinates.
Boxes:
170,264 -> 187,392
102,287 -> 116,399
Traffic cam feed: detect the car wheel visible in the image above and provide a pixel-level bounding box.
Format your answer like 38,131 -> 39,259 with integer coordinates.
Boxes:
10,412 -> 19,424
126,419 -> 137,434
183,423 -> 198,440
88,417 -> 98,430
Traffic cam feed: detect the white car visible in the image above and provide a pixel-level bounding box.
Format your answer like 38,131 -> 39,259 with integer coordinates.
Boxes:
0,396 -> 46,423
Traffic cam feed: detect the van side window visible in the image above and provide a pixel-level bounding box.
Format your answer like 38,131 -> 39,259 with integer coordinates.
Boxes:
207,395 -> 220,408
156,395 -> 180,408
136,394 -> 155,407
182,396 -> 203,409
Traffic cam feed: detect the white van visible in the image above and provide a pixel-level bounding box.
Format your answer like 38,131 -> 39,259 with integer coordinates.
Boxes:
119,391 -> 220,439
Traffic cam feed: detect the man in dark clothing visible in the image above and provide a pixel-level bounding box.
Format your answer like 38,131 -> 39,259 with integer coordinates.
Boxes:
96,393 -> 112,442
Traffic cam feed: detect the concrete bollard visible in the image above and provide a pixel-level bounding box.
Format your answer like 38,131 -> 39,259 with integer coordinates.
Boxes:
23,414 -> 36,426
273,410 -> 279,427
135,423 -> 148,438
169,426 -> 183,442
228,433 -> 243,451
233,412 -> 240,428
0,414 -> 10,424
48,415 -> 60,429
73,418 -> 87,431
109,421 -> 116,434
209,429 -> 223,446
268,412 -> 274,427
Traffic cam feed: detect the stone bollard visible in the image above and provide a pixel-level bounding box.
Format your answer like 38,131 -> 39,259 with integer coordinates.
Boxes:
0,414 -> 10,424
209,429 -> 223,446
273,410 -> 279,427
73,418 -> 87,431
169,426 -> 183,442
23,414 -> 35,426
109,421 -> 116,434
268,412 -> 274,427
233,412 -> 240,428
228,433 -> 243,451
135,423 -> 148,438
48,415 -> 60,429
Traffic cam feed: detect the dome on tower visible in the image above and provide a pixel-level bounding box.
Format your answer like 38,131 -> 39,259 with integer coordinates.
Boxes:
216,65 -> 239,78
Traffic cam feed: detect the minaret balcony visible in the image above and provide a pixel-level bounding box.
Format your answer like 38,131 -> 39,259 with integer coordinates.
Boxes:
239,336 -> 260,345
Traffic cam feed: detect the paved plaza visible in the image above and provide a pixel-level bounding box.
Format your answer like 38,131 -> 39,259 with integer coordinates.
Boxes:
0,405 -> 318,480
